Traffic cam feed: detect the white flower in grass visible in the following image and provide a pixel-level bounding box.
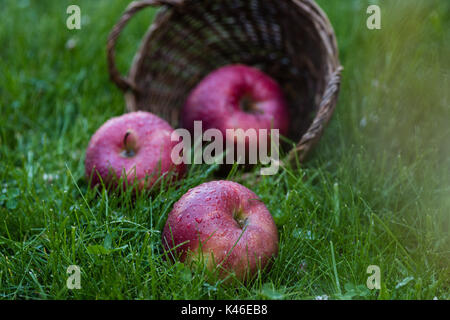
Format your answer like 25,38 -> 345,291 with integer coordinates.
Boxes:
360,117 -> 367,128
371,79 -> 380,88
43,173 -> 59,183
65,38 -> 78,50
315,295 -> 329,300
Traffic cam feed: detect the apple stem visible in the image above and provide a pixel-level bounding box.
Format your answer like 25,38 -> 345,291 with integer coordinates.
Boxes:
124,130 -> 132,151
240,95 -> 262,114
233,208 -> 248,229
121,130 -> 136,158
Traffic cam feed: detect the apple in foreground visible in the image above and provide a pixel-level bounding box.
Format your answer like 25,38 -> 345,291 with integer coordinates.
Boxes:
85,111 -> 185,190
181,64 -> 289,150
162,180 -> 278,281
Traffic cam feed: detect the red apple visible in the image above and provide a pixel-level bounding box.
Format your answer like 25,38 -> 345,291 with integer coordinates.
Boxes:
162,180 -> 278,281
85,111 -> 185,190
181,64 -> 289,152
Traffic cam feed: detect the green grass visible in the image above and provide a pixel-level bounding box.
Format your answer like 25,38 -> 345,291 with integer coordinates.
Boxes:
0,0 -> 449,299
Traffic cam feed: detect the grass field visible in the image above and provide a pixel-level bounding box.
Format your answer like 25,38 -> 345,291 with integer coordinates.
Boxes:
0,0 -> 449,299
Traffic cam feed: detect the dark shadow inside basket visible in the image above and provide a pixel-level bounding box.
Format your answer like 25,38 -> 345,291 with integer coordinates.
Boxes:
129,0 -> 329,144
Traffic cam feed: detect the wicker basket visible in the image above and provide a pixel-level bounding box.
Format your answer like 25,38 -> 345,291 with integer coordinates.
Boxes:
107,0 -> 342,164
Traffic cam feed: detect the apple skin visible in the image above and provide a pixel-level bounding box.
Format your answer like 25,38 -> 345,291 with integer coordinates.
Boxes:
181,64 -> 289,148
85,111 -> 185,190
162,180 -> 278,281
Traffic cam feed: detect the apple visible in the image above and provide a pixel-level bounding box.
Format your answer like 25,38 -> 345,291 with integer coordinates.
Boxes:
162,180 -> 278,281
85,111 -> 185,191
181,64 -> 289,153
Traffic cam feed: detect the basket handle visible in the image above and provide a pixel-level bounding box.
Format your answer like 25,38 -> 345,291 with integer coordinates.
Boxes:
107,0 -> 182,92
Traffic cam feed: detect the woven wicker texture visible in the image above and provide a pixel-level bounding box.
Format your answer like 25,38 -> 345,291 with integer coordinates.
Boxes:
107,0 -> 343,163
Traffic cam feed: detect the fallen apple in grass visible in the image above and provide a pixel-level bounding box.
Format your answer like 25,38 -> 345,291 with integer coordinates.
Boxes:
181,64 -> 289,154
162,180 -> 278,281
85,111 -> 185,191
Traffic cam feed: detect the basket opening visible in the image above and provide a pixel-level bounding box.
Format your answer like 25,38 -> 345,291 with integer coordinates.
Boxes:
130,0 -> 332,144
